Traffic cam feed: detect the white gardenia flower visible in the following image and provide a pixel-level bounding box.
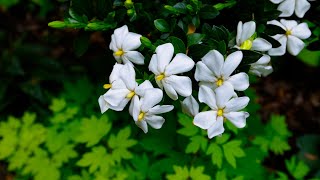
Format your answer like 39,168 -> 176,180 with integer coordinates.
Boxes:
98,63 -> 126,113
270,0 -> 311,18
132,88 -> 174,133
267,19 -> 311,56
181,95 -> 199,117
149,43 -> 195,100
195,50 -> 249,91
249,55 -> 273,77
103,63 -> 153,112
193,84 -> 250,138
235,21 -> 272,51
109,25 -> 145,65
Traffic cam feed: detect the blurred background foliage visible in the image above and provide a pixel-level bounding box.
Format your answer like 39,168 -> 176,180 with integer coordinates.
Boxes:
0,0 -> 320,179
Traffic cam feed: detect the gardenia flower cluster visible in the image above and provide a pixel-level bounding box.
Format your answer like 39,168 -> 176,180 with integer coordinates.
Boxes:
99,2 -> 312,139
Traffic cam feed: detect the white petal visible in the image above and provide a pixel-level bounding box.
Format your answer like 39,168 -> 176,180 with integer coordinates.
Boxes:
156,79 -> 163,89
165,75 -> 192,97
199,81 -> 218,91
227,72 -> 249,91
111,79 -> 127,89
251,38 -> 272,51
98,95 -> 109,113
224,112 -> 248,128
156,43 -> 174,73
221,51 -> 243,77
130,95 -> 140,119
145,115 -> 165,129
181,96 -> 199,117
140,88 -> 163,112
291,23 -> 311,39
109,63 -> 124,83
253,55 -> 271,65
270,0 -> 284,4
165,53 -> 195,76
122,32 -> 142,51
268,35 -> 287,56
120,63 -> 137,90
202,50 -> 224,77
280,19 -> 298,31
250,65 -> 273,77
195,61 -> 215,82
236,21 -> 243,46
109,98 -> 130,111
193,111 -> 217,130
113,25 -> 129,49
240,21 -> 256,44
109,34 -> 118,52
104,88 -> 130,106
287,35 -> 305,56
215,83 -> 234,108
123,51 -> 144,65
149,54 -> 160,75
163,82 -> 178,100
278,0 -> 295,17
267,20 -> 286,30
224,96 -> 250,112
295,0 -> 311,18
112,54 -> 123,64
135,120 -> 148,133
135,80 -> 154,97
198,85 -> 217,110
207,117 -> 224,139
148,105 -> 174,115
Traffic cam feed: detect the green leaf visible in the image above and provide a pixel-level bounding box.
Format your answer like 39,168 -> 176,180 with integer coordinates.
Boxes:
108,127 -> 137,162
270,137 -> 290,155
188,44 -> 212,59
216,133 -> 230,144
75,115 -> 112,147
199,5 -> 219,19
223,140 -> 245,168
74,33 -> 90,57
186,135 -> 208,154
154,19 -> 170,32
285,156 -> 310,179
189,166 -> 211,180
49,98 -> 66,112
206,143 -> 223,168
167,36 -> 187,54
216,170 -> 227,180
166,166 -> 189,180
187,33 -> 205,47
270,115 -> 291,137
177,113 -> 199,137
76,146 -> 113,173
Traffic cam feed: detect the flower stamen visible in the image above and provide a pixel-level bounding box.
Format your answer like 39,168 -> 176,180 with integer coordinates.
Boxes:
138,112 -> 145,121
217,109 -> 224,117
103,84 -> 112,89
156,73 -> 165,81
286,30 -> 292,36
240,39 -> 253,50
216,78 -> 224,87
126,91 -> 135,99
114,49 -> 124,56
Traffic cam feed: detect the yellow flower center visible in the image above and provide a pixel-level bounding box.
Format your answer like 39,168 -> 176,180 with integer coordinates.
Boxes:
126,91 -> 135,99
114,49 -> 124,56
217,109 -> 224,117
216,78 -> 224,87
103,83 -> 112,89
286,30 -> 292,36
138,112 -> 145,121
240,39 -> 253,50
156,74 -> 165,81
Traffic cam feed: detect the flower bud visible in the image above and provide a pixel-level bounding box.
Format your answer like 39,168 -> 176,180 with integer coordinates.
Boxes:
48,21 -> 66,29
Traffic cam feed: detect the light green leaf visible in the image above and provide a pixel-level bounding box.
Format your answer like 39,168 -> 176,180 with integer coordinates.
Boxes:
177,113 -> 198,137
206,143 -> 223,168
216,133 -> 230,144
285,156 -> 310,179
189,166 -> 211,180
186,135 -> 207,154
223,140 -> 245,168
154,19 -> 170,32
216,170 -> 227,180
75,115 -> 111,147
270,137 -> 290,155
49,98 -> 66,112
166,166 -> 189,180
270,115 -> 291,137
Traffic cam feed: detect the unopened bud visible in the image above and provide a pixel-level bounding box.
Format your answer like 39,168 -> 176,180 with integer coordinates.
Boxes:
48,21 -> 66,29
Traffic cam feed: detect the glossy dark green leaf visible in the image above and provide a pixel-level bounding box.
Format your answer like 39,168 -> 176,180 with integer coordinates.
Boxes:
187,33 -> 205,47
167,36 -> 186,54
154,19 -> 170,32
188,44 -> 212,59
260,33 -> 281,48
199,5 -> 219,19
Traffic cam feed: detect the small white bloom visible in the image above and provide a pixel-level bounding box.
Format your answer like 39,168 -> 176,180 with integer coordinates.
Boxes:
149,43 -> 195,100
267,19 -> 311,56
236,21 -> 272,51
103,63 -> 153,112
270,0 -> 311,18
109,25 -> 145,65
249,55 -> 273,77
195,50 -> 249,91
181,95 -> 199,117
193,84 -> 250,138
132,88 -> 174,133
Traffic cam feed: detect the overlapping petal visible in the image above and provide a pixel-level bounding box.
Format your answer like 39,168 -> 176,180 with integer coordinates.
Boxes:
207,117 -> 225,138
165,53 -> 195,76
193,111 -> 217,129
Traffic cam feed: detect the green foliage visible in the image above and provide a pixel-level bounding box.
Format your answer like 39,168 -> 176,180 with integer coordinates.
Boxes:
166,165 -> 211,180
285,156 -> 310,179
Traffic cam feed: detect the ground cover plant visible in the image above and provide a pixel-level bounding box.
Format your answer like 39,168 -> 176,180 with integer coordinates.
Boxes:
0,0 -> 320,179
